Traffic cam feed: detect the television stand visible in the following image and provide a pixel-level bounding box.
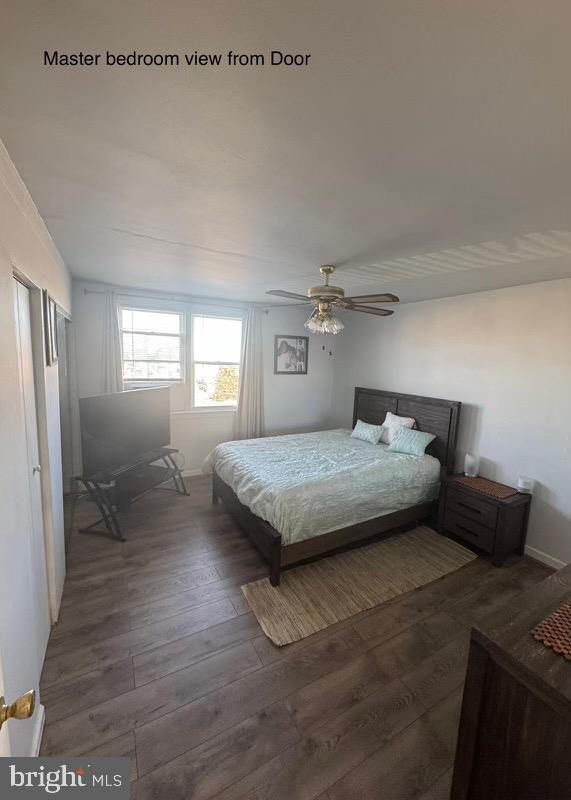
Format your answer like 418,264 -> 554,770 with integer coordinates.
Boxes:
77,447 -> 188,541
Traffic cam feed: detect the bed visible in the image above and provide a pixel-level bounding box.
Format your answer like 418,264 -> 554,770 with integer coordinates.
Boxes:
212,387 -> 461,585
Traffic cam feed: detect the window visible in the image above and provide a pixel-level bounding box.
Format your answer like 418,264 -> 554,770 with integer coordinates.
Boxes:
192,315 -> 242,407
121,308 -> 184,384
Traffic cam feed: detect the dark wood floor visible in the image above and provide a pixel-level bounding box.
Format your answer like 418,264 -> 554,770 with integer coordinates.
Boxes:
41,476 -> 552,799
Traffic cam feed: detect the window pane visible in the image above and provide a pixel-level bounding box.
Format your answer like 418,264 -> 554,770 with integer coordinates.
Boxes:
121,308 -> 183,384
122,332 -> 180,362
194,363 -> 239,406
123,361 -> 181,381
193,316 -> 242,362
122,308 -> 181,334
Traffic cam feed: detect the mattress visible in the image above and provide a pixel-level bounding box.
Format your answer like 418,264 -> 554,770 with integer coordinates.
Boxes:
211,429 -> 441,546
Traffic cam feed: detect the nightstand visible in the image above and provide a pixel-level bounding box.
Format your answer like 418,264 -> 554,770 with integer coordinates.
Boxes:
438,474 -> 531,565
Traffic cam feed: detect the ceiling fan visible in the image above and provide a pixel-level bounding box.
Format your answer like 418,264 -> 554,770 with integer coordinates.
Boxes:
266,266 -> 399,334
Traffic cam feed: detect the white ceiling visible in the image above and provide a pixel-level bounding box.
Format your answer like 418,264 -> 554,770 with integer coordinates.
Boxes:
1,0 -> 571,303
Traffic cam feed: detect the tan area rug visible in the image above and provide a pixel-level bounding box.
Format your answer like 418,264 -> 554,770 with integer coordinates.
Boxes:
242,526 -> 476,646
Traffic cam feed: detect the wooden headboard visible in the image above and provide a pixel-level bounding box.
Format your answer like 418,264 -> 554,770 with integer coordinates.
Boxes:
353,387 -> 461,474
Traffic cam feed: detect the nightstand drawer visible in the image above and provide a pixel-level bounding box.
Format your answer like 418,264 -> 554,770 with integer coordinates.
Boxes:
446,487 -> 498,530
443,509 -> 496,553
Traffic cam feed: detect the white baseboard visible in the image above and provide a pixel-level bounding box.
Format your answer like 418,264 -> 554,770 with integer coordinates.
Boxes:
525,544 -> 566,571
31,703 -> 45,756
181,468 -> 204,478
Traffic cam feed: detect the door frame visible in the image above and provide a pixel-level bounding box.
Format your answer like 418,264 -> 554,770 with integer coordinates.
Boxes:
12,263 -> 68,623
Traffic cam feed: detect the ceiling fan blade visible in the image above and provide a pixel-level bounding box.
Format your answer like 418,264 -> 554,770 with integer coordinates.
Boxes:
343,293 -> 400,304
347,305 -> 394,316
265,290 -> 310,302
269,301 -> 314,307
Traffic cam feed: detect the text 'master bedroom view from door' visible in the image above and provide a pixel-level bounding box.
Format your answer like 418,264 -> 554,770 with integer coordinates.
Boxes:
0,3 -> 570,799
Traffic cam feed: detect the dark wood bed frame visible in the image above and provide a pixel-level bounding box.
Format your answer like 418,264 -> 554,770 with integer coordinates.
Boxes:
212,387 -> 461,585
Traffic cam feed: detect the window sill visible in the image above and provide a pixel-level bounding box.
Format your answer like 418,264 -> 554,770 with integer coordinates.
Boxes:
124,382 -> 183,390
171,407 -> 237,416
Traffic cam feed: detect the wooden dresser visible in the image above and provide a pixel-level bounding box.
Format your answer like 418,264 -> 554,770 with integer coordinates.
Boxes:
451,564 -> 571,800
439,475 -> 531,565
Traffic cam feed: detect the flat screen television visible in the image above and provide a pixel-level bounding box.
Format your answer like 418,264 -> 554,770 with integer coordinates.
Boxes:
80,387 -> 170,476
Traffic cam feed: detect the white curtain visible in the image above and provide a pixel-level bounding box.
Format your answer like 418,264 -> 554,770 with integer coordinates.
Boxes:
234,306 -> 265,439
102,289 -> 123,393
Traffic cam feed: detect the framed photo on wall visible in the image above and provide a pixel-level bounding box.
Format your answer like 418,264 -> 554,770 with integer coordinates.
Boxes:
43,289 -> 58,365
274,335 -> 308,374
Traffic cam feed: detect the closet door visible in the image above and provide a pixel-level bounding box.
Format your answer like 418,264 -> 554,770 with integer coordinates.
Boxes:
0,279 -> 50,756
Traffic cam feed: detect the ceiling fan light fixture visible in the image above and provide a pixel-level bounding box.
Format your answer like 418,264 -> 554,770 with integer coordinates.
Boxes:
267,264 -> 399,331
304,304 -> 345,335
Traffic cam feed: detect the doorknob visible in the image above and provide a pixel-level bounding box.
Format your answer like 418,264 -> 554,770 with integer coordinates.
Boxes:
0,690 -> 35,731
32,465 -> 41,474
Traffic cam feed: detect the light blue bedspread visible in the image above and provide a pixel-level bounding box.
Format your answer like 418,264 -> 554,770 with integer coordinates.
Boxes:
212,429 -> 441,545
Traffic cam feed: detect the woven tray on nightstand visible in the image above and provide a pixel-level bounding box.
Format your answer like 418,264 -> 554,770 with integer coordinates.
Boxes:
532,600 -> 571,661
449,475 -> 519,499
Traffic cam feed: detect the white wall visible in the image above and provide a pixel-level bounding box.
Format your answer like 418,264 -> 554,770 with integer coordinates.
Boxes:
0,140 -> 71,754
71,284 -> 335,473
263,306 -> 335,436
330,278 -> 571,567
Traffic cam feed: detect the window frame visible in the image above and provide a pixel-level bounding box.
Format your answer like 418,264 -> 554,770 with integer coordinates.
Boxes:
190,313 -> 242,410
119,305 -> 186,389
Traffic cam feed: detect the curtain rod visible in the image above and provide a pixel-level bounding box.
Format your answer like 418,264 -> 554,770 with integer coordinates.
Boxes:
82,286 -> 257,311
81,285 -> 288,312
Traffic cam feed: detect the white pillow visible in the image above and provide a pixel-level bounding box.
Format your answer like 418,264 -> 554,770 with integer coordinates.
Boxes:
380,411 -> 416,444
